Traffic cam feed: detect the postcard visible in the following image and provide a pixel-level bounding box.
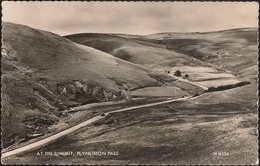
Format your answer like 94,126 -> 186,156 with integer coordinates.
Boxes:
1,1 -> 258,165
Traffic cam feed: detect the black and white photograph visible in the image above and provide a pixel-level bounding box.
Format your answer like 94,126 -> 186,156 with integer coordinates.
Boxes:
1,1 -> 259,165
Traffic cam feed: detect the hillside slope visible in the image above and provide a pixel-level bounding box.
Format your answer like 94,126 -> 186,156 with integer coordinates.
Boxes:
65,33 -> 201,70
145,28 -> 258,79
1,22 -> 176,148
66,28 -> 258,79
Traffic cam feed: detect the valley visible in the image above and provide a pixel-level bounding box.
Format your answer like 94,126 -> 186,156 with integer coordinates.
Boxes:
1,22 -> 258,165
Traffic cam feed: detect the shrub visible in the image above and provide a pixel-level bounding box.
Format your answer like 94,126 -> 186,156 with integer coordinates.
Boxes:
174,70 -> 181,77
206,81 -> 251,92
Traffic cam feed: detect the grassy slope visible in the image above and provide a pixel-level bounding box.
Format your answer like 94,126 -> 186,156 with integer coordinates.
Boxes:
65,30 -> 257,92
2,23 -> 164,89
146,28 -> 258,79
10,28 -> 255,165
1,22 -> 177,148
2,24 -> 257,164
66,28 -> 257,77
65,33 -> 201,70
5,83 -> 258,165
66,28 -> 257,79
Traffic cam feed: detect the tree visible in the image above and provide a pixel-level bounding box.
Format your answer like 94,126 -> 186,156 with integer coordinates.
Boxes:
174,70 -> 181,77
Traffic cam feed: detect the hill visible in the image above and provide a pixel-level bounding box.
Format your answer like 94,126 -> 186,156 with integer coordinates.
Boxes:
65,28 -> 258,79
2,24 -> 258,165
1,22 -> 179,148
145,28 -> 258,79
65,33 -> 201,71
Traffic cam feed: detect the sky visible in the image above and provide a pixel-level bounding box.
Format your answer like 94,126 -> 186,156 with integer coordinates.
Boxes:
2,2 -> 259,36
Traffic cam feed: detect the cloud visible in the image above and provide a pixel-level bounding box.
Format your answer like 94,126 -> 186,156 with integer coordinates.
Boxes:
2,2 -> 258,35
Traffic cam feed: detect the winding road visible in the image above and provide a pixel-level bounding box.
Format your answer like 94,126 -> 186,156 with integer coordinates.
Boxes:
1,95 -> 197,158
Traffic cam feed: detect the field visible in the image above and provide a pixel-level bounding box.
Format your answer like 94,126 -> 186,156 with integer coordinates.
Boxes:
171,66 -> 242,87
130,86 -> 187,97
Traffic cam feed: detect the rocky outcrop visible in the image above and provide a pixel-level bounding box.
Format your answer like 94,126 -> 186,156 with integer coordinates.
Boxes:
55,79 -> 128,106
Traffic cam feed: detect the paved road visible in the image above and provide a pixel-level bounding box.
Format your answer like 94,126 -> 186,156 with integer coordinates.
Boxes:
1,116 -> 104,158
109,96 -> 191,114
1,95 -> 195,158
